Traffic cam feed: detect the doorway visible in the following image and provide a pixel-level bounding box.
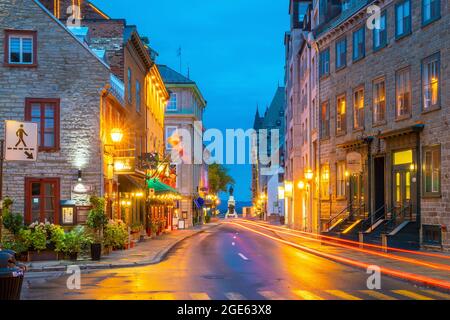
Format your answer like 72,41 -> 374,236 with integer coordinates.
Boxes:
349,173 -> 364,218
392,149 -> 415,222
374,157 -> 385,219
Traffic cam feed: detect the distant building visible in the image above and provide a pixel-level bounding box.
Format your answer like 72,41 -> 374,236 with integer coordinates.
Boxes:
252,87 -> 286,220
159,65 -> 208,228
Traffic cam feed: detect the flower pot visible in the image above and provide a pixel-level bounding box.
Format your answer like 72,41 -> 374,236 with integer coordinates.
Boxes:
90,243 -> 102,261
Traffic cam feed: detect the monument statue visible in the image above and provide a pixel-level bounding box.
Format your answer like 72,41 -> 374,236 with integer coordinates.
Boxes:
225,185 -> 238,219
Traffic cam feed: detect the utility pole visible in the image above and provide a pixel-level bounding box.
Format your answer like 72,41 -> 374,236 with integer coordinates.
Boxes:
0,139 -> 4,245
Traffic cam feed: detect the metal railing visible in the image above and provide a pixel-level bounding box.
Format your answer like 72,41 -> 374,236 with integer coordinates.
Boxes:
359,205 -> 386,233
382,204 -> 412,235
324,202 -> 354,232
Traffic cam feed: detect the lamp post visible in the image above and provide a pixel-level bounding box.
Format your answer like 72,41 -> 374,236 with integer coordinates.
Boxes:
105,128 -> 124,219
305,169 -> 314,233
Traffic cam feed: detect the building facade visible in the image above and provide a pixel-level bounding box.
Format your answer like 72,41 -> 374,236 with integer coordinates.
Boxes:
159,65 -> 208,228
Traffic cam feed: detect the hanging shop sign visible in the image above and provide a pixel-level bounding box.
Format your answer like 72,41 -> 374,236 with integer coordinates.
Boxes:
113,157 -> 135,175
347,152 -> 363,174
4,120 -> 38,162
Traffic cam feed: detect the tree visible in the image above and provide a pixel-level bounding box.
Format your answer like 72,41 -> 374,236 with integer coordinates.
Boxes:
208,164 -> 235,195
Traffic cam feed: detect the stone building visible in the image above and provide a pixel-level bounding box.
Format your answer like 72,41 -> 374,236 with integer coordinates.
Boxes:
315,0 -> 449,250
0,0 -> 111,224
159,65 -> 207,228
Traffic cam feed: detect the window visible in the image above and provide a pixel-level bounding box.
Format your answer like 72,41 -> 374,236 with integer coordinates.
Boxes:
337,162 -> 346,198
373,78 -> 386,124
422,0 -> 440,25
136,81 -> 141,113
423,145 -> 441,196
167,93 -> 177,111
353,87 -> 364,129
127,68 -> 132,104
422,225 -> 442,246
373,11 -> 387,50
25,178 -> 60,224
422,53 -> 440,111
396,0 -> 411,38
25,98 -> 60,151
319,48 -> 330,77
335,37 -> 347,69
320,101 -> 330,139
166,126 -> 178,149
353,27 -> 365,61
321,164 -> 330,199
336,94 -> 347,134
4,30 -> 37,66
396,67 -> 411,118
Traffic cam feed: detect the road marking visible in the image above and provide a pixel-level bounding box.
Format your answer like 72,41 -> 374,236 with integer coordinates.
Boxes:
225,292 -> 246,300
258,291 -> 284,300
232,242 -> 236,246
393,290 -> 434,300
421,290 -> 450,300
292,290 -> 324,300
360,290 -> 398,300
238,253 -> 249,261
325,290 -> 362,300
190,293 -> 211,300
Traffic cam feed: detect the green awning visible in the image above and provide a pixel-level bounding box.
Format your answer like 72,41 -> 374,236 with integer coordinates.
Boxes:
147,179 -> 179,195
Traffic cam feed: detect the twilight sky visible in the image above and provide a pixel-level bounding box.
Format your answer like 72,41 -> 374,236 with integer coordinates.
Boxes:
92,0 -> 288,201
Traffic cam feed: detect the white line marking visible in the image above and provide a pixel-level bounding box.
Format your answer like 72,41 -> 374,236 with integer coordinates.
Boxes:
238,253 -> 249,261
232,242 -> 235,246
225,292 -> 246,300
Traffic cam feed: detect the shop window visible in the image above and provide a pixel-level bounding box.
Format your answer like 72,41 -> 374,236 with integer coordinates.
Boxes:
336,162 -> 346,198
25,178 -> 60,224
422,52 -> 440,111
25,98 -> 60,151
394,149 -> 413,166
373,78 -> 386,124
396,67 -> 411,119
422,225 -> 442,246
336,94 -> 346,134
353,87 -> 364,130
423,145 -> 441,196
321,164 -> 330,200
4,30 -> 37,67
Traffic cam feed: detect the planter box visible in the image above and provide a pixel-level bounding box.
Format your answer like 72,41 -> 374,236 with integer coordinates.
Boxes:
27,250 -> 59,262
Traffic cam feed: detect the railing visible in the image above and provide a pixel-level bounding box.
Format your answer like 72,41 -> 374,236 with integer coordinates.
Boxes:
324,202 -> 353,232
359,205 -> 386,233
382,204 -> 412,235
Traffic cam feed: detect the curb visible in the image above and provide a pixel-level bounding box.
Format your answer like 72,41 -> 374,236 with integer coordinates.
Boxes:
272,230 -> 450,293
25,224 -> 219,273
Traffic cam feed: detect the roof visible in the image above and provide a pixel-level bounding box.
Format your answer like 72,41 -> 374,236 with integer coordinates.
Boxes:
262,87 -> 286,131
123,25 -> 136,43
158,65 -> 196,84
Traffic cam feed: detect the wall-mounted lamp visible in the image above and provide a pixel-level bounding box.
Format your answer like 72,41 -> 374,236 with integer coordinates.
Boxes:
78,169 -> 82,182
305,169 -> 314,181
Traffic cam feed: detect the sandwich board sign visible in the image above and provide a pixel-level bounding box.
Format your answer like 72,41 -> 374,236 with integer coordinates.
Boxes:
4,120 -> 38,162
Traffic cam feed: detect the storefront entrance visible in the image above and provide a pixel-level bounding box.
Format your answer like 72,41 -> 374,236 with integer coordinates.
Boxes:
392,150 -> 415,222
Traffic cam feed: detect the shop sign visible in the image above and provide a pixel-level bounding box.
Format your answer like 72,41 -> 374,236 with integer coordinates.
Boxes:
113,157 -> 135,175
347,152 -> 362,174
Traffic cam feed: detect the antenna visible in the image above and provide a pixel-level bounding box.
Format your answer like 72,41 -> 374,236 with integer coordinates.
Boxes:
177,46 -> 182,73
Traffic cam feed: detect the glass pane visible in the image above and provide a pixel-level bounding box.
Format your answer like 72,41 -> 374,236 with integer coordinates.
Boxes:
31,197 -> 40,211
44,133 -> 55,147
44,198 -> 54,211
394,150 -> 413,165
9,38 -> 20,63
405,172 -> 411,200
396,173 -> 401,203
45,212 -> 54,224
32,209 -> 40,223
31,183 -> 41,196
44,183 -> 55,196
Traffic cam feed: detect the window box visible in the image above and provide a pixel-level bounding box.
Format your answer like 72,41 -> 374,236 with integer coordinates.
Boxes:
4,30 -> 37,67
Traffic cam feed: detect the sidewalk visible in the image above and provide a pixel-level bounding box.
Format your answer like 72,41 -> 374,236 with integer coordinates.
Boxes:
24,223 -> 220,273
270,226 -> 450,290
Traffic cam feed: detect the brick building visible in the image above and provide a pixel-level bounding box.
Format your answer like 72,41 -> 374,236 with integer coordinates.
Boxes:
315,0 -> 449,250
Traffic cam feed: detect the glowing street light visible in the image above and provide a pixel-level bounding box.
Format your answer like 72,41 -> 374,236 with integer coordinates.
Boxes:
305,169 -> 314,181
111,128 -> 124,143
298,180 -> 305,190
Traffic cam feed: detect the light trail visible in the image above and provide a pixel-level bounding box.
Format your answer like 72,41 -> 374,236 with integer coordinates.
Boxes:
237,219 -> 450,260
227,221 -> 450,291
231,220 -> 450,272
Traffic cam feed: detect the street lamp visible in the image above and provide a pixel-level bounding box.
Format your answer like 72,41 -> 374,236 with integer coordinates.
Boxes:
111,128 -> 124,144
305,169 -> 314,181
298,180 -> 305,190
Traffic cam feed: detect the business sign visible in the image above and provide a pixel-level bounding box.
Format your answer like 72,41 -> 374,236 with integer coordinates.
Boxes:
4,120 -> 38,162
113,157 -> 135,175
347,152 -> 363,174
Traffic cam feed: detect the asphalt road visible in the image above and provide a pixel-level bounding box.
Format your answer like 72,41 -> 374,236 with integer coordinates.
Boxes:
21,224 -> 449,300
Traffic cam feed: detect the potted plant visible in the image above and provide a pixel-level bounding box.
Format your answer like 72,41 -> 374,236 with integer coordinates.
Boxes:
62,226 -> 91,261
103,219 -> 128,250
86,196 -> 108,261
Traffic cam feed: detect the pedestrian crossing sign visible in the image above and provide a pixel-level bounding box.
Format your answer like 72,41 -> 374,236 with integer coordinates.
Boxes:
4,120 -> 38,162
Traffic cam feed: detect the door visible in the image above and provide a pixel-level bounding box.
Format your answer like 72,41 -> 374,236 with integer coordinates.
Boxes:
25,178 -> 60,224
349,173 -> 364,218
393,170 -> 412,221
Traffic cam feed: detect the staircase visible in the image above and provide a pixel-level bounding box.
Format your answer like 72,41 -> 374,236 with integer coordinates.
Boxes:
322,203 -> 367,241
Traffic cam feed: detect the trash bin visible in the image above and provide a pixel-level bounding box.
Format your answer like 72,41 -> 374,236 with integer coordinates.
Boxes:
0,251 -> 25,300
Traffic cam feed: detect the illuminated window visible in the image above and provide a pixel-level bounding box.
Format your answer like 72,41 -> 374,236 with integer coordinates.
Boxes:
336,162 -> 346,198
336,94 -> 346,134
321,164 -> 330,199
394,150 -> 413,166
424,145 -> 441,195
422,53 -> 440,111
353,87 -> 364,129
373,78 -> 386,124
396,67 -> 411,118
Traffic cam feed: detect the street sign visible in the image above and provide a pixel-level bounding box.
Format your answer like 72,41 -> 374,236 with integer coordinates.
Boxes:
4,120 -> 38,162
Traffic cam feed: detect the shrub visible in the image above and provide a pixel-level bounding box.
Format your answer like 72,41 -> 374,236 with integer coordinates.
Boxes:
87,196 -> 108,243
104,220 -> 128,249
2,212 -> 23,235
62,226 -> 92,255
205,215 -> 211,224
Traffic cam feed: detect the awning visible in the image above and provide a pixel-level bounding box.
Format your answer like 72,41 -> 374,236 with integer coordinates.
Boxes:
118,175 -> 146,192
147,179 -> 179,195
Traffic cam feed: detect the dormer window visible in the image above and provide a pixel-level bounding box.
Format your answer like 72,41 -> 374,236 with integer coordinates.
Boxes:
4,30 -> 37,67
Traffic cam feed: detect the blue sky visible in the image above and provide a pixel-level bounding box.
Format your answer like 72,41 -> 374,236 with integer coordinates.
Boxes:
92,0 -> 288,201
